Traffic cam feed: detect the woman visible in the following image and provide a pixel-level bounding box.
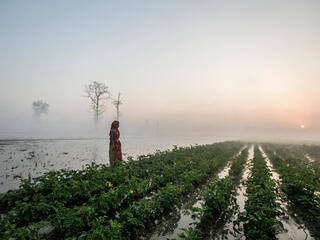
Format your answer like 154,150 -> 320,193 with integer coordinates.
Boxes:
109,120 -> 122,167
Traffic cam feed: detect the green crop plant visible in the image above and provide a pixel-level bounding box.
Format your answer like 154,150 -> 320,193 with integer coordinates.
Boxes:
237,146 -> 283,240
175,147 -> 249,239
262,143 -> 320,238
0,141 -> 244,239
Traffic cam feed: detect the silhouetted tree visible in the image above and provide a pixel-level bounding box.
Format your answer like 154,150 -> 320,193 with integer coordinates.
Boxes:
32,100 -> 49,117
84,81 -> 110,126
112,92 -> 122,121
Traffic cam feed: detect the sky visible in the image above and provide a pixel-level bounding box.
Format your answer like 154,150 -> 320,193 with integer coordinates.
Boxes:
0,0 -> 320,140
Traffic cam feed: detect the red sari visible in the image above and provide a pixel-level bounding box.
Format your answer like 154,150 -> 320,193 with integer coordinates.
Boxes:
109,121 -> 122,163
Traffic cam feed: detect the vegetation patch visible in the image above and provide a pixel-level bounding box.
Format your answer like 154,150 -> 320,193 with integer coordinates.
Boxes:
0,141 -> 243,239
236,146 -> 283,240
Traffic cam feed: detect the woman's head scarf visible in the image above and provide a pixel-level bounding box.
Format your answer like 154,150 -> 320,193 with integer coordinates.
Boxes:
110,120 -> 119,130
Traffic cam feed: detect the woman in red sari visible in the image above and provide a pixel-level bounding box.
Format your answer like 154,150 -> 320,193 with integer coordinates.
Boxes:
109,120 -> 122,167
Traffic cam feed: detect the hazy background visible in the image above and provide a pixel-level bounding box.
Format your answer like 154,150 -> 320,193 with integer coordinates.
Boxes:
1,0 -> 320,141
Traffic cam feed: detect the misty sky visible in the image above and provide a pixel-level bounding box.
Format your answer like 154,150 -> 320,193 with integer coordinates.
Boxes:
1,0 -> 320,139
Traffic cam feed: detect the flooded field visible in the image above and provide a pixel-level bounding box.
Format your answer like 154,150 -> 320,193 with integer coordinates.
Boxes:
260,146 -> 314,240
0,135 -> 226,193
145,143 -> 319,240
1,141 -> 319,240
212,145 -> 254,240
148,146 -> 247,240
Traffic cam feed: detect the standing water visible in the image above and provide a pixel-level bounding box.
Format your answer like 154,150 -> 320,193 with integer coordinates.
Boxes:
213,145 -> 254,240
0,136 -> 227,193
259,146 -> 314,240
305,154 -> 315,163
148,146 -> 247,240
217,145 -> 248,180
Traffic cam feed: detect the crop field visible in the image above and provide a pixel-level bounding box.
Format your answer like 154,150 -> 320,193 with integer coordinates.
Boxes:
0,137 -> 223,193
0,141 -> 319,239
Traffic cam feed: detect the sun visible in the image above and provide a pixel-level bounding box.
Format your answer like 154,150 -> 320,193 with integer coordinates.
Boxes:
300,124 -> 305,129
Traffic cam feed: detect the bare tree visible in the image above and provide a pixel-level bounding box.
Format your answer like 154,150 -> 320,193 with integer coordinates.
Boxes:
112,92 -> 122,121
32,100 -> 50,117
84,81 -> 110,126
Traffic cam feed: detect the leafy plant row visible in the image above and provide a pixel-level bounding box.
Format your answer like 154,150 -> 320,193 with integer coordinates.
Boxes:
264,143 -> 310,167
175,146 -> 249,240
2,148 -> 203,226
1,142 -> 242,228
299,144 -> 320,187
76,145 -> 241,240
301,144 -> 320,162
0,144 -> 224,212
262,144 -> 320,238
53,149 -> 236,238
264,143 -> 320,192
0,142 -> 243,239
237,146 -> 282,240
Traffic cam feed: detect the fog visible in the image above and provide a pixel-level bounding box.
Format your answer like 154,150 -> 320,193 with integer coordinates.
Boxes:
1,0 -> 320,141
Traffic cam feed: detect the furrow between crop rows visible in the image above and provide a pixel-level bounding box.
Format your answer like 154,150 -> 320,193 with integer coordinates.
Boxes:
212,145 -> 254,240
259,146 -> 314,240
235,146 -> 282,240
262,144 -> 320,239
0,142 -> 243,239
171,146 -> 249,240
147,145 -> 248,240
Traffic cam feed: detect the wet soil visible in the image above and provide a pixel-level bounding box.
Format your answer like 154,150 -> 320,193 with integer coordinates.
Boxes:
259,146 -> 315,240
212,145 -> 254,240
145,147 -> 247,240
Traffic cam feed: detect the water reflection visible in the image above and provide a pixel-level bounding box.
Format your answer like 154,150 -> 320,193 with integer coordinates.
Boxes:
213,145 -> 254,240
259,146 -> 314,240
148,146 -> 247,240
0,136 -> 225,193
